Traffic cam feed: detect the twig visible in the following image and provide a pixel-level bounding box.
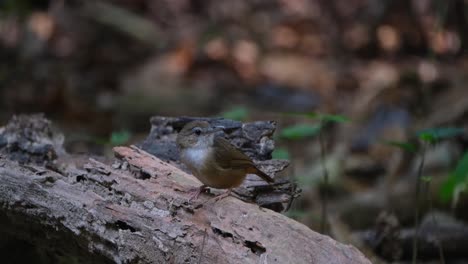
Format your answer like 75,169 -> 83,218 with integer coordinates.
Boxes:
425,179 -> 446,264
412,142 -> 426,264
319,122 -> 329,234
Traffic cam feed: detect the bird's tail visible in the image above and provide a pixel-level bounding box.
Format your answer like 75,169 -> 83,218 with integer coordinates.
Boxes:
248,166 -> 274,183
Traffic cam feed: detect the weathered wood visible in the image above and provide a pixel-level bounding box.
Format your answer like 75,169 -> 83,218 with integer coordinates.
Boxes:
0,113 -> 65,164
0,114 -> 371,263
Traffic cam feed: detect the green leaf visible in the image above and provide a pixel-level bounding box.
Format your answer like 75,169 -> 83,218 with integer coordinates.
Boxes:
284,112 -> 350,123
418,127 -> 464,143
440,151 -> 468,202
305,112 -> 320,119
272,147 -> 290,159
280,124 -> 322,140
440,176 -> 458,203
221,106 -> 249,121
421,176 -> 432,183
110,131 -> 131,146
305,112 -> 350,123
319,114 -> 350,123
382,140 -> 418,153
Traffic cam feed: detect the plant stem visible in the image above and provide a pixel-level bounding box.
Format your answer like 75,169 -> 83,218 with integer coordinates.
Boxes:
412,142 -> 426,264
319,123 -> 328,234
425,171 -> 445,264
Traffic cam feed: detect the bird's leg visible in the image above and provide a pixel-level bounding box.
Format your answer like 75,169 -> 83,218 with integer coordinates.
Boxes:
213,189 -> 232,202
188,185 -> 209,201
198,189 -> 235,207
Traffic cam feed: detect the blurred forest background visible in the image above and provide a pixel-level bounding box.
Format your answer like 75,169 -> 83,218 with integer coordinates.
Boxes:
2,0 -> 468,263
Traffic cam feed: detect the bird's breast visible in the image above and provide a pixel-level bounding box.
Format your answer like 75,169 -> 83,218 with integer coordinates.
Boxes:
180,146 -> 247,189
181,147 -> 212,173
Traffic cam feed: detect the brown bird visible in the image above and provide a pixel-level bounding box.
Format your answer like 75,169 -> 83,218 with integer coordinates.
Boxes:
176,120 -> 274,200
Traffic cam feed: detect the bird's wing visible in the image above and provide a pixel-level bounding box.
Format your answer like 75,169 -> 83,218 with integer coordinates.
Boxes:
213,136 -> 254,170
213,137 -> 274,183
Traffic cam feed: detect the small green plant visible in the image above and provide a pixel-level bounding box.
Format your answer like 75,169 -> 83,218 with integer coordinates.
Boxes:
110,130 -> 131,146
440,151 -> 468,206
281,112 -> 349,234
382,140 -> 418,153
418,127 -> 464,143
306,113 -> 350,123
386,127 -> 463,264
272,147 -> 290,160
221,106 -> 249,121
280,124 -> 322,140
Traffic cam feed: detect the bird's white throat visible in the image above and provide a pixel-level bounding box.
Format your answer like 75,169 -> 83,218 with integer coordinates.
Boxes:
182,147 -> 211,170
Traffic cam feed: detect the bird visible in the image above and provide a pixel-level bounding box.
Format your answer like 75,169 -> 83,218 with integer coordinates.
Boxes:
176,120 -> 274,200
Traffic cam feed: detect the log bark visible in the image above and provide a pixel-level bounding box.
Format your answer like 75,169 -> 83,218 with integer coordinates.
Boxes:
0,114 -> 371,264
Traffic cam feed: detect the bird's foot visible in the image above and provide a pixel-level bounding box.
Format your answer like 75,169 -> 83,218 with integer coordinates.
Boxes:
212,189 -> 232,202
187,188 -> 235,209
188,185 -> 209,202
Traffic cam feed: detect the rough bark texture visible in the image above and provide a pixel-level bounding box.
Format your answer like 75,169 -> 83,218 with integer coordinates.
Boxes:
0,114 -> 371,264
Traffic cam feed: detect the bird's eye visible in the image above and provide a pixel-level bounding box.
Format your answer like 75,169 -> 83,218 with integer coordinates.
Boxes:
192,127 -> 202,135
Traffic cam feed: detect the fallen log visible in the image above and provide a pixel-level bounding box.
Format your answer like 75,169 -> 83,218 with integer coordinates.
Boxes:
0,114 -> 371,263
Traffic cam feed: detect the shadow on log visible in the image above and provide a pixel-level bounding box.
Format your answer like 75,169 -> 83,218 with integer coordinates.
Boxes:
0,114 -> 371,263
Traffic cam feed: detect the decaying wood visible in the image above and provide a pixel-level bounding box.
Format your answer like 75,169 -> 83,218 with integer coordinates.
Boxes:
0,114 -> 371,263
